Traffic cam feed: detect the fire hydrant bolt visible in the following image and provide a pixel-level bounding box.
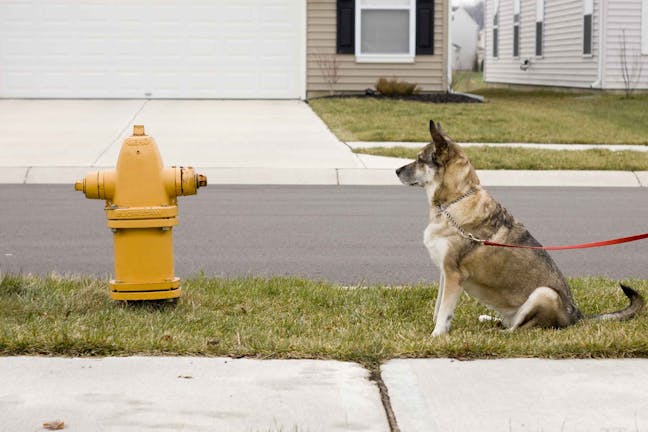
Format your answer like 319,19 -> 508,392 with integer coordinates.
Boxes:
74,125 -> 207,301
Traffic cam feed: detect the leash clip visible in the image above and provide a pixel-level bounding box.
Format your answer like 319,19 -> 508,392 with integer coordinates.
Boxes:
466,233 -> 485,243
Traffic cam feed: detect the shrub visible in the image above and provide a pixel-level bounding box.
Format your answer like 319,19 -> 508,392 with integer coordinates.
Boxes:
375,77 -> 420,97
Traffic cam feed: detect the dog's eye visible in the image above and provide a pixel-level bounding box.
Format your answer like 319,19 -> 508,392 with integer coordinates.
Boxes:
417,155 -> 425,163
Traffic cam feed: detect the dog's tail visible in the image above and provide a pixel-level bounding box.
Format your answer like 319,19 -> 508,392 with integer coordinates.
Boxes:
588,284 -> 644,321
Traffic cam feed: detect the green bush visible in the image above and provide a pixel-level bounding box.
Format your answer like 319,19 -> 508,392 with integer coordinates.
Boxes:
375,77 -> 420,97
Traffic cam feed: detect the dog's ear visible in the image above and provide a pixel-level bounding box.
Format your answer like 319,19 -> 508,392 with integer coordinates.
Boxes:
429,120 -> 448,153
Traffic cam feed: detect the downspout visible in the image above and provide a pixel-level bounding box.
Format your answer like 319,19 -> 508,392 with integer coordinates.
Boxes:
447,0 -> 453,92
591,0 -> 606,88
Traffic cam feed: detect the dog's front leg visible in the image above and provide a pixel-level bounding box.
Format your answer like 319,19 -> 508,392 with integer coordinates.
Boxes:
432,270 -> 463,337
433,273 -> 444,322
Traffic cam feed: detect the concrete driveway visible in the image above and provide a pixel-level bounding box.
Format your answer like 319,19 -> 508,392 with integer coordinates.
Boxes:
0,99 -> 363,183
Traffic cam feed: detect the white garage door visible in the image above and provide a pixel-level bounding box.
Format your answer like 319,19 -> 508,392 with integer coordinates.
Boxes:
0,1 -> 305,98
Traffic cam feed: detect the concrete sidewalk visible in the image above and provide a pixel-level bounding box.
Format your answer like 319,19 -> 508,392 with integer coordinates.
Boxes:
1,99 -> 648,186
0,357 -> 388,432
383,358 -> 648,432
2,356 -> 647,432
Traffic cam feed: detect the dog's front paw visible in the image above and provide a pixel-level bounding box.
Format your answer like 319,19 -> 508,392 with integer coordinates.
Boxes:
431,328 -> 449,337
432,315 -> 452,337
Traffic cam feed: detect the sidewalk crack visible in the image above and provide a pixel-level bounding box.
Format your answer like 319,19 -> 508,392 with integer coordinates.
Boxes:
369,367 -> 400,432
631,171 -> 642,187
92,99 -> 150,166
23,167 -> 31,184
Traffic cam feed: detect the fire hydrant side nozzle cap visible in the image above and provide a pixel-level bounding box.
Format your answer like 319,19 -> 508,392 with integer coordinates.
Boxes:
163,166 -> 208,198
74,170 -> 115,201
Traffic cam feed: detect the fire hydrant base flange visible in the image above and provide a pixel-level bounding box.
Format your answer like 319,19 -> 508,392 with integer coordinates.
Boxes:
110,288 -> 182,301
110,277 -> 181,301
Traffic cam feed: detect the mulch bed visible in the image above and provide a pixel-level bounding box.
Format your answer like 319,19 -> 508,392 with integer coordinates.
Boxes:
312,91 -> 482,103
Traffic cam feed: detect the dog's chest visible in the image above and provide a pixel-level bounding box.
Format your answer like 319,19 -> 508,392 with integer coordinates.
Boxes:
423,222 -> 450,268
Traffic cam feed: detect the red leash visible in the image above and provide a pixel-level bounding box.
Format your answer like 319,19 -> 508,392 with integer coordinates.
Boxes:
483,232 -> 648,251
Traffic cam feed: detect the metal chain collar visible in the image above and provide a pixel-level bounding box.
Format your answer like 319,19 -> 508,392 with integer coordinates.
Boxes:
433,188 -> 485,243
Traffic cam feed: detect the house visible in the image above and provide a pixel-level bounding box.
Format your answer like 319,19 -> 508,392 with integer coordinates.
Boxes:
451,7 -> 480,70
484,0 -> 648,90
0,0 -> 450,100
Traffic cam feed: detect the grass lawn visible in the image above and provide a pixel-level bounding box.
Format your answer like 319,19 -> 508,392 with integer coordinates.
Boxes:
2,274 -> 647,368
355,146 -> 648,170
308,90 -> 648,145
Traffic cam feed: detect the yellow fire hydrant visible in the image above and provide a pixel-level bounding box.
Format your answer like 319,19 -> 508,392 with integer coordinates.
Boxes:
75,125 -> 207,301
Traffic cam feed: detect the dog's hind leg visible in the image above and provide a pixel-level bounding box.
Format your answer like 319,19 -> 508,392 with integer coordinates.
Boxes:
432,271 -> 464,337
508,287 -> 569,330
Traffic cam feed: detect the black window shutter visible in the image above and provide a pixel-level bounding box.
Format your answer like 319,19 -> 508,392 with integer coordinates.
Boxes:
583,14 -> 592,55
416,0 -> 435,55
337,0 -> 355,54
535,21 -> 543,56
513,24 -> 520,57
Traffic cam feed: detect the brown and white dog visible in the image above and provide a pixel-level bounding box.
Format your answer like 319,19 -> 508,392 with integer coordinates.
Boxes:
396,120 -> 644,336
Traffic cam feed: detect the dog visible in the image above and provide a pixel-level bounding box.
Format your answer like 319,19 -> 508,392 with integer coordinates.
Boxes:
396,120 -> 644,336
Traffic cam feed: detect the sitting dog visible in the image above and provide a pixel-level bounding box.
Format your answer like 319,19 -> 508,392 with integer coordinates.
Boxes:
396,120 -> 644,336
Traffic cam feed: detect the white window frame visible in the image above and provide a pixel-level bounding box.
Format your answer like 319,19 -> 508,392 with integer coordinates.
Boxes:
354,0 -> 416,63
642,0 -> 648,55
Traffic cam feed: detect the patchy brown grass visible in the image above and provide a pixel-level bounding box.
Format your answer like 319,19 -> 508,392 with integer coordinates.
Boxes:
355,146 -> 648,170
1,274 -> 647,367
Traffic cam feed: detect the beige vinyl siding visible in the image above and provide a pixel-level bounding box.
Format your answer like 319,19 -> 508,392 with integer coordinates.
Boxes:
604,0 -> 648,89
306,0 -> 447,96
485,0 -> 599,88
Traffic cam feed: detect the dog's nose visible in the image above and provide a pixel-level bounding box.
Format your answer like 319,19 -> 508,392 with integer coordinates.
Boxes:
396,166 -> 404,176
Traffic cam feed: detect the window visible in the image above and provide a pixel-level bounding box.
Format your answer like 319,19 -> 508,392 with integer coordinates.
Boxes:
355,0 -> 416,62
535,0 -> 544,56
513,0 -> 520,57
583,0 -> 593,55
493,0 -> 500,58
336,0 -> 435,58
642,0 -> 648,55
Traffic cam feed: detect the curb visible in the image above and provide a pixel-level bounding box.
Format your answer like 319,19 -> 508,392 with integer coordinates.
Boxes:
2,166 -> 648,187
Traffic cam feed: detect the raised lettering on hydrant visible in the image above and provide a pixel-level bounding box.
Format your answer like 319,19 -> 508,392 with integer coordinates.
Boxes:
75,125 -> 207,301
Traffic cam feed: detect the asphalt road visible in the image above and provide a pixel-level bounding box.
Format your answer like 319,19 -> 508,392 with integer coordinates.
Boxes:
1,185 -> 648,285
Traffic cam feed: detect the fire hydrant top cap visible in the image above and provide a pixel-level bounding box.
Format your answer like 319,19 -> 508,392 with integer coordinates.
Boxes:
133,125 -> 145,136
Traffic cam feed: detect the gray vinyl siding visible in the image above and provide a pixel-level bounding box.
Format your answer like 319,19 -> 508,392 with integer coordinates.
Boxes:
604,0 -> 648,89
485,0 -> 599,88
306,0 -> 448,95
